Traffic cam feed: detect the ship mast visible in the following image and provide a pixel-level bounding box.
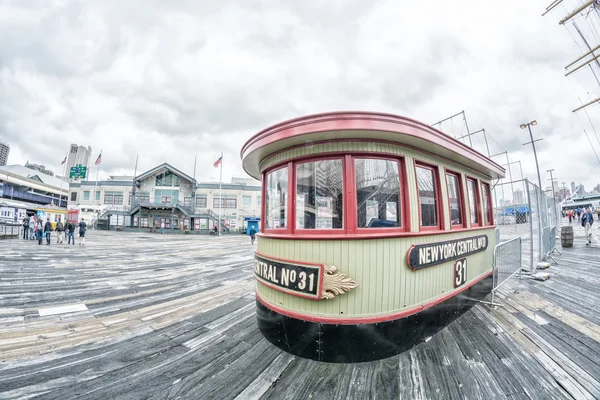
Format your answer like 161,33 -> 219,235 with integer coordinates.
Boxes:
544,0 -> 600,112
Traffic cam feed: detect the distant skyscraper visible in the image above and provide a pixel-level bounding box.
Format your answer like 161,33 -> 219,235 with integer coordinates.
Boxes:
65,144 -> 92,182
513,189 -> 524,205
571,181 -> 576,193
0,141 -> 9,166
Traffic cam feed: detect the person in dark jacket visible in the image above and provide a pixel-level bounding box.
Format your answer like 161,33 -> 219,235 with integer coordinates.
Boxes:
22,217 -> 29,240
44,218 -> 53,245
582,207 -> 594,245
66,220 -> 75,245
78,218 -> 87,246
55,216 -> 64,244
249,227 -> 257,244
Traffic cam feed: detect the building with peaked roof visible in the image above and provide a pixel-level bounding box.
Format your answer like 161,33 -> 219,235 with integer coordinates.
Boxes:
0,165 -> 68,208
68,162 -> 261,232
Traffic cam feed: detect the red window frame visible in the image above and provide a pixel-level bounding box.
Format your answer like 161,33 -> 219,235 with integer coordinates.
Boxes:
352,155 -> 408,234
293,156 -> 346,236
445,170 -> 466,230
414,161 -> 443,232
466,177 -> 481,227
481,181 -> 494,226
262,163 -> 292,233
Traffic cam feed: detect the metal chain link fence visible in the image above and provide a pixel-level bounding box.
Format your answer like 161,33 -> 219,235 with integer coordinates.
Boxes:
492,178 -> 558,292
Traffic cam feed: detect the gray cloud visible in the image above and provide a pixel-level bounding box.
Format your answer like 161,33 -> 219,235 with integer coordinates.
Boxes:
0,0 -> 599,191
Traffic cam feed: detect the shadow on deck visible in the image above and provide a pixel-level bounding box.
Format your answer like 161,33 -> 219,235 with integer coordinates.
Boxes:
0,225 -> 598,399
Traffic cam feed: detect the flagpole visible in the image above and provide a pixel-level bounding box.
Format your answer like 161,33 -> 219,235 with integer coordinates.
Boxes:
93,150 -> 101,229
218,152 -> 223,236
59,154 -> 67,208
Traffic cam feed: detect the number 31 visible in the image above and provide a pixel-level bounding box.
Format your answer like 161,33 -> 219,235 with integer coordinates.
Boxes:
454,258 -> 467,288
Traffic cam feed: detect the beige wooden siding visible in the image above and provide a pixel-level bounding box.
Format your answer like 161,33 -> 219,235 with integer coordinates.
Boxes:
257,229 -> 496,318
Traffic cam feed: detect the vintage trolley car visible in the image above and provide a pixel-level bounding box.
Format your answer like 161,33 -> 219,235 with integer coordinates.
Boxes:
241,111 -> 505,362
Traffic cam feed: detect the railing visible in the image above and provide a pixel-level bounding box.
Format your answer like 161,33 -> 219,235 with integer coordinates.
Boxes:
0,222 -> 20,239
207,209 -> 230,231
491,236 -> 522,304
174,200 -> 194,215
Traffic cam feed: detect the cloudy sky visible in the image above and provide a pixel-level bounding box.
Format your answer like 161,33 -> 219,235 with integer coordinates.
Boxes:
1,0 -> 599,192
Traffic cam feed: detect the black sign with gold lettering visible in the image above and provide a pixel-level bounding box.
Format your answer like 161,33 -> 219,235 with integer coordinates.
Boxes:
407,235 -> 488,270
254,253 -> 322,299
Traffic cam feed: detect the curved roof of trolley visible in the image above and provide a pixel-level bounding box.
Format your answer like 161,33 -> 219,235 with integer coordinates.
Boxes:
241,111 -> 506,180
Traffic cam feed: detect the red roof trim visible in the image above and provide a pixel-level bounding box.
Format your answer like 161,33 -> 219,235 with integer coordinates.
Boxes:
241,111 -> 505,177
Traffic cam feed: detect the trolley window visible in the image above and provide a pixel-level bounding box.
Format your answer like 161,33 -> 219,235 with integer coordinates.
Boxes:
466,178 -> 481,226
446,172 -> 464,228
355,158 -> 402,229
296,159 -> 344,230
416,164 -> 440,229
265,166 -> 288,229
481,182 -> 493,225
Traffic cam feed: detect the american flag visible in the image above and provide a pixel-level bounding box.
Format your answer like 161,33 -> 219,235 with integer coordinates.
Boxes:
60,155 -> 67,165
213,155 -> 222,168
95,151 -> 102,165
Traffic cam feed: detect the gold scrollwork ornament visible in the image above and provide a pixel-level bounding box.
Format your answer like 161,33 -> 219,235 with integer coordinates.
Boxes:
321,264 -> 359,300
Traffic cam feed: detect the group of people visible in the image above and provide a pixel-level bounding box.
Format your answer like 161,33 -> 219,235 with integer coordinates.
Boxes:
565,207 -> 600,224
21,215 -> 88,246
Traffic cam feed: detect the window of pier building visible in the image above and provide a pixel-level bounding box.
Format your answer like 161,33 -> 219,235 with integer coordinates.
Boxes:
155,171 -> 180,187
196,195 -> 207,208
213,194 -> 237,209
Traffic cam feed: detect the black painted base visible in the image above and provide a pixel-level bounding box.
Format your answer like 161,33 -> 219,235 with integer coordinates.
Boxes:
256,274 -> 493,363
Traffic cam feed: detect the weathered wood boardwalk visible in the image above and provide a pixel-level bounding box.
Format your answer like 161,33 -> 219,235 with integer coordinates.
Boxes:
0,225 -> 598,399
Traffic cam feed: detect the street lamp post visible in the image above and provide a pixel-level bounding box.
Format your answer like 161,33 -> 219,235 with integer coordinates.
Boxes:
547,169 -> 559,225
521,120 -> 544,261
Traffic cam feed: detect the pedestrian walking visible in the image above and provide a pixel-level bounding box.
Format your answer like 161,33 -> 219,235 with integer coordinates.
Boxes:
29,216 -> 35,240
36,219 -> 43,245
44,218 -> 53,245
22,217 -> 29,240
249,226 -> 257,244
567,210 -> 573,224
55,216 -> 64,244
582,207 -> 594,245
78,217 -> 87,246
160,221 -> 165,234
66,220 -> 75,245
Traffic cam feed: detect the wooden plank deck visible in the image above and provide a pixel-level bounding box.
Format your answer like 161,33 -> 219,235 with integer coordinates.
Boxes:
0,225 -> 598,400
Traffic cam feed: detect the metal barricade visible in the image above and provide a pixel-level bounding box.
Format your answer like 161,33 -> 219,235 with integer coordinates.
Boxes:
0,222 -> 20,240
493,178 -> 559,275
491,236 -> 522,304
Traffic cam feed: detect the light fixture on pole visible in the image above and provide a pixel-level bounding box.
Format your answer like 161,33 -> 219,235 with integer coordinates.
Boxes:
520,120 -> 544,192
